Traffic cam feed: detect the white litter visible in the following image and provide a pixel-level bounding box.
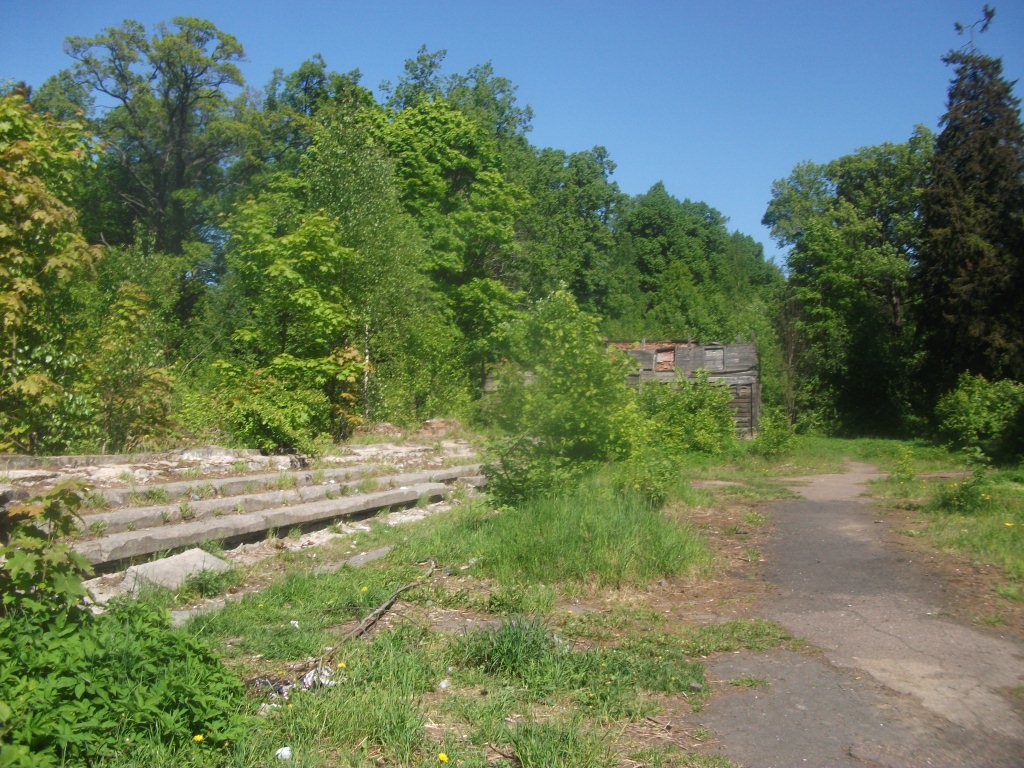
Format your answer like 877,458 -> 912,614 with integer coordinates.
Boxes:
275,746 -> 292,760
289,620 -> 300,629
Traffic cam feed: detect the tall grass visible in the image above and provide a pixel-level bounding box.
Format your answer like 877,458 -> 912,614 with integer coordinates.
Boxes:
392,469 -> 710,588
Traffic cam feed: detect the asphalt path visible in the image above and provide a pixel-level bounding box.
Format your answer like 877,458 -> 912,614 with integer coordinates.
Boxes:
699,462 -> 1024,767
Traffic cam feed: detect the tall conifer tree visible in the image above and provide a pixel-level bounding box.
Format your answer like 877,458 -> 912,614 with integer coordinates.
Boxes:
918,6 -> 1024,388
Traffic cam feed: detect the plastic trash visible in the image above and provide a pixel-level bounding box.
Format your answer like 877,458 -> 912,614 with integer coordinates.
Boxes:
275,746 -> 292,760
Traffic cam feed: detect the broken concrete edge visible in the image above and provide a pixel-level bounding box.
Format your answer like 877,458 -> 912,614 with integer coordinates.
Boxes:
74,464 -> 482,536
75,482 -> 451,571
92,460 -> 479,509
0,446 -> 268,471
124,548 -> 231,594
96,462 -> 376,508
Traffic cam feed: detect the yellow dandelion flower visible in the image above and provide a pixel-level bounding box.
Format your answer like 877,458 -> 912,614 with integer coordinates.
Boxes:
360,585 -> 368,593
438,754 -> 449,764
1006,522 -> 1015,527
193,734 -> 204,743
338,661 -> 346,669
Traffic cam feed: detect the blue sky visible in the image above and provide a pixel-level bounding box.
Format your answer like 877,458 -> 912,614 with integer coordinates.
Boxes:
2,0 -> 1023,263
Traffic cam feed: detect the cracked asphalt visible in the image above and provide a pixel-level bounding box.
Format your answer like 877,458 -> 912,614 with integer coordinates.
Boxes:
698,462 -> 1024,767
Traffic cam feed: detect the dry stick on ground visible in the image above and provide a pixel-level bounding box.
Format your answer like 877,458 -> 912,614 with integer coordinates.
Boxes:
343,560 -> 437,641
307,560 -> 438,676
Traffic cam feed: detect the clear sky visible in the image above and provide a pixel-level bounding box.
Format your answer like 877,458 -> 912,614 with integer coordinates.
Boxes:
2,0 -> 1023,263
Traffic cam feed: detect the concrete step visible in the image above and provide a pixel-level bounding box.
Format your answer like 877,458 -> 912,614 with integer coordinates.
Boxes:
90,463 -> 380,508
76,481 -> 458,570
75,464 -> 481,536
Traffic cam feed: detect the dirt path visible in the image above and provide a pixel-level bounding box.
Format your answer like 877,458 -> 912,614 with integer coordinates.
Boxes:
698,462 -> 1024,767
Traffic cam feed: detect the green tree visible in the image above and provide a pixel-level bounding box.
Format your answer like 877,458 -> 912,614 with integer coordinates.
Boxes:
485,290 -> 641,502
303,105 -> 470,421
381,98 -> 524,281
515,146 -> 624,302
220,177 -> 364,437
918,10 -> 1024,388
0,95 -> 100,452
61,17 -> 245,253
764,130 -> 933,431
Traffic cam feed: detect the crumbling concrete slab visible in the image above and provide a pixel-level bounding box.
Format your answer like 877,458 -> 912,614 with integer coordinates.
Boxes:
76,482 -> 450,569
124,548 -> 231,594
76,464 -> 480,535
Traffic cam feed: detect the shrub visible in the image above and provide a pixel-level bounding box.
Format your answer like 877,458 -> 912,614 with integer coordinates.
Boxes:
483,291 -> 641,504
935,373 -> 1024,460
636,371 -> 736,457
752,406 -> 796,458
0,485 -> 246,766
610,447 -> 679,506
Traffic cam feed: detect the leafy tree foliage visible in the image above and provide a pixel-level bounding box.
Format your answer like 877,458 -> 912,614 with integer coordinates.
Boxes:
764,130 -> 933,431
0,96 -> 100,452
61,17 -> 245,254
4,16 -> 790,454
484,291 -> 641,503
918,29 -> 1024,388
382,98 -> 524,281
515,146 -> 624,301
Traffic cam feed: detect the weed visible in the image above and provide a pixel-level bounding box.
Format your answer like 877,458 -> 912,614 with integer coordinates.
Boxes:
182,568 -> 240,599
188,482 -> 217,500
231,460 -> 249,473
272,473 -> 298,490
671,619 -> 793,656
486,583 -> 555,615
125,521 -> 135,532
507,719 -> 612,767
88,519 -> 108,537
691,726 -> 714,741
178,501 -> 195,521
82,492 -> 109,510
288,526 -> 303,539
729,676 -> 769,688
394,470 -> 710,589
994,582 -> 1024,601
976,613 -> 1007,626
127,487 -> 170,505
159,510 -> 172,525
179,466 -> 202,479
743,510 -> 769,527
355,477 -> 381,494
743,548 -> 761,563
629,746 -> 736,768
311,468 -> 326,484
198,539 -> 226,558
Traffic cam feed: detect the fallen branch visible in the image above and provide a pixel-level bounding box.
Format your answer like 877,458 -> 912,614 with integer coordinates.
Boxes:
645,715 -> 672,730
343,560 -> 436,641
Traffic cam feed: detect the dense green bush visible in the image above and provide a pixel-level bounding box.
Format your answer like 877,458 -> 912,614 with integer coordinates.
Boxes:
0,485 -> 246,767
176,364 -> 335,455
483,291 -> 641,504
636,371 -> 736,457
934,373 -> 1024,460
752,406 -> 797,457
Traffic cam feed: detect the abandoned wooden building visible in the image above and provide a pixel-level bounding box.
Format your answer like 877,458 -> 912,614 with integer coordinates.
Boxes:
610,341 -> 761,436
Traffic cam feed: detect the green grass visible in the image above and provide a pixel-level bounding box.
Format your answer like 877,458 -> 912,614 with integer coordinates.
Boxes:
871,455 -> 1024,582
188,565 -> 420,660
390,470 -> 711,589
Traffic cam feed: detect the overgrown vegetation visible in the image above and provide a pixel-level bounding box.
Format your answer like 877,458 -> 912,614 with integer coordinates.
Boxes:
0,486 -> 247,767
